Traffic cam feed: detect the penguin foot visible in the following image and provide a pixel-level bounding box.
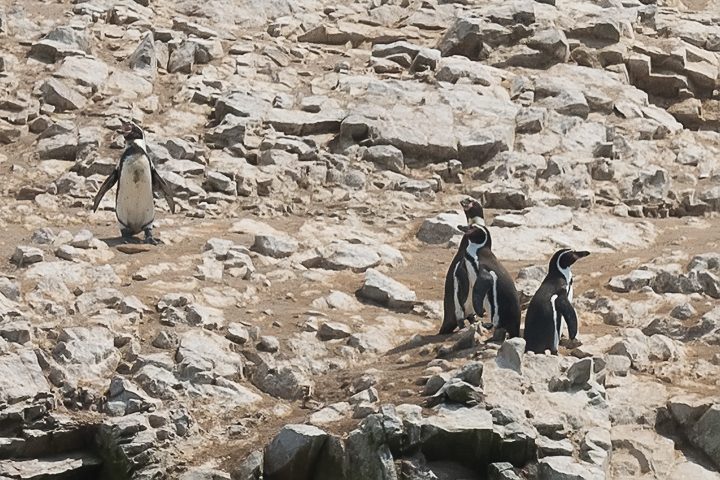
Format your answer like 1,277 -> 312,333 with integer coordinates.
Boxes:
143,228 -> 160,245
481,322 -> 494,330
120,228 -> 140,244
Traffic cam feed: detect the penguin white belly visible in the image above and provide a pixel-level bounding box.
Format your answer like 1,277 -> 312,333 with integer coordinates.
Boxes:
550,294 -> 560,352
452,263 -> 464,321
463,258 -> 477,315
116,154 -> 154,234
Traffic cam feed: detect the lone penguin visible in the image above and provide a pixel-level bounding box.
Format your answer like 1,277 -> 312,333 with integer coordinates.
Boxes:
523,248 -> 590,354
460,197 -> 485,226
440,223 -> 521,338
92,121 -> 175,244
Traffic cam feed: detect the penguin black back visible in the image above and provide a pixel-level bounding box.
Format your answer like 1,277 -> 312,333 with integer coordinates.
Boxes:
524,249 -> 590,354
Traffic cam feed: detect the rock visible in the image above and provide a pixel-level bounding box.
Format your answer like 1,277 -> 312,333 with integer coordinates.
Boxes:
11,246 -> 44,266
437,17 -> 513,60
363,145 -> 404,173
496,338 -> 526,374
317,322 -> 353,340
358,268 -> 417,310
537,436 -> 574,458
427,378 -> 484,407
0,350 -> 50,402
566,358 -> 594,387
226,323 -> 251,345
39,78 -> 87,111
305,242 -> 381,272
128,32 -> 157,79
258,336 -> 280,353
456,361 -> 484,388
416,212 -> 465,244
690,404 -> 720,467
29,26 -> 91,62
175,330 -> 244,382
263,424 -> 328,480
178,468 -> 231,480
56,56 -> 109,92
538,456 -> 603,480
252,234 -> 299,258
168,41 -> 196,73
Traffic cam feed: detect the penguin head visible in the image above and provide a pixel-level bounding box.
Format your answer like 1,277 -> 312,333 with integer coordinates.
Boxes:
119,120 -> 145,142
119,120 -> 147,153
460,198 -> 485,226
550,248 -> 590,273
458,224 -> 491,249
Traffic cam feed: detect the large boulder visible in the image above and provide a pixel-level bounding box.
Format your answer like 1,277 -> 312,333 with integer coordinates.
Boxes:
264,424 -> 328,480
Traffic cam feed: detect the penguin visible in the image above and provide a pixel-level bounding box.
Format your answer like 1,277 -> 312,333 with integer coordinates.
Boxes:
92,121 -> 176,244
523,248 -> 590,354
460,197 -> 485,227
440,223 -> 521,338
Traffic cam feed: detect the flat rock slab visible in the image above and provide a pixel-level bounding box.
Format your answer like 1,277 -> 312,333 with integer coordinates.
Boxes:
117,244 -> 153,254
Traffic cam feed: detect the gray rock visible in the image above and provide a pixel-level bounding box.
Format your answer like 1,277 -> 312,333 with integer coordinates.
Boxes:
496,338 -> 526,374
427,378 -> 483,407
258,336 -> 280,353
305,242 -> 381,272
537,456 -> 603,480
536,436 -> 574,458
204,171 -> 237,195
53,326 -> 120,386
226,323 -> 251,345
437,17 -> 512,60
39,78 -> 86,111
317,322 -> 353,340
690,404 -> 720,467
11,246 -> 44,266
263,424 -> 328,480
358,268 -> 417,310
252,234 -> 299,258
56,56 -> 109,92
456,361 -> 484,388
0,350 -> 50,403
363,145 -> 404,173
168,41 -> 196,73
128,32 -> 157,79
566,358 -> 594,387
30,26 -> 91,62
175,330 -> 244,382
416,212 -> 466,244
250,354 -> 312,400
178,468 -> 231,480
152,331 -> 177,350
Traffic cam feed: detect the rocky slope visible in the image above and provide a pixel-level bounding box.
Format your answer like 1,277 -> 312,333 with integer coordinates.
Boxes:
0,0 -> 719,478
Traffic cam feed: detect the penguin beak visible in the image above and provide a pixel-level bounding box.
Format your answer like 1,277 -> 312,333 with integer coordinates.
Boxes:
571,251 -> 590,262
460,198 -> 473,210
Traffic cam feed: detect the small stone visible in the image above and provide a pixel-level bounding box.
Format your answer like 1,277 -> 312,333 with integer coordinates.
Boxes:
257,336 -> 280,353
226,323 -> 250,345
496,338 -> 526,374
252,234 -> 299,258
11,246 -> 44,266
152,331 -> 177,350
317,322 -> 353,341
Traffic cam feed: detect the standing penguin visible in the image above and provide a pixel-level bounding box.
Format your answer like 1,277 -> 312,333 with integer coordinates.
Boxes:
440,223 -> 521,338
523,248 -> 590,354
460,197 -> 485,226
92,121 -> 175,244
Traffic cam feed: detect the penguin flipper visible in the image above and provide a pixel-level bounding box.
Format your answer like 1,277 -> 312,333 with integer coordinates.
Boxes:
151,169 -> 176,214
92,170 -> 118,212
556,291 -> 578,340
473,268 -> 495,327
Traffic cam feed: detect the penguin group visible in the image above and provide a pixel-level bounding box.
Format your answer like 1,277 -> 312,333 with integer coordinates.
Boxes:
441,198 -> 589,355
92,120 -> 176,244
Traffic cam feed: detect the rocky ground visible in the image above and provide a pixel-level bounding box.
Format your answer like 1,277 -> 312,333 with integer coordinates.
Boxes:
0,0 -> 720,478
